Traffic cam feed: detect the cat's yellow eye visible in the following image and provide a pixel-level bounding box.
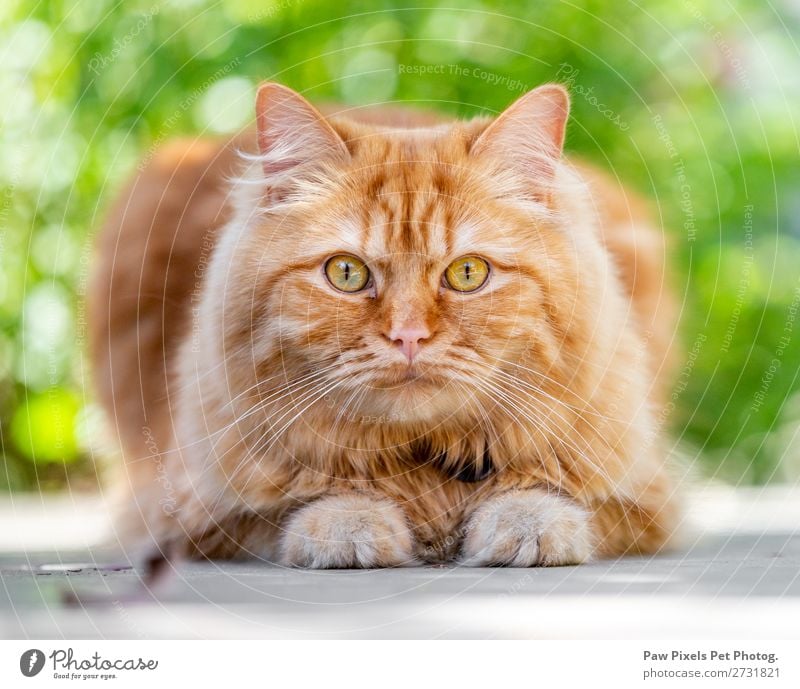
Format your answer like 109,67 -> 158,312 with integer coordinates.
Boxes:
444,256 -> 490,293
324,254 -> 370,293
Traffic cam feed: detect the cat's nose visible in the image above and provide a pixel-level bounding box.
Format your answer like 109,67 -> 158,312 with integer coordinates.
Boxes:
387,324 -> 431,363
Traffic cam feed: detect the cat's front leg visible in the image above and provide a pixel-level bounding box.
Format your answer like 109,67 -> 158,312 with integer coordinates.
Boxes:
279,493 -> 417,568
460,489 -> 594,566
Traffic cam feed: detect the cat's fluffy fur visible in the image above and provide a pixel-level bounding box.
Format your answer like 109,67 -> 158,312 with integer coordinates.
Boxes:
90,83 -> 680,567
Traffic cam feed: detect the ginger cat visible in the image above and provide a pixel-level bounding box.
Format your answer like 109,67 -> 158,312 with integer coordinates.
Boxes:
90,83 -> 680,567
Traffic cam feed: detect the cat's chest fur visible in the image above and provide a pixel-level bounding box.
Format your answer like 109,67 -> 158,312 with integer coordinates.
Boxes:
369,460 -> 499,563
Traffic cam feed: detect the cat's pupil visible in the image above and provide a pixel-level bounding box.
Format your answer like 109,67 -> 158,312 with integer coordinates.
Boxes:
344,263 -> 350,281
464,262 -> 471,281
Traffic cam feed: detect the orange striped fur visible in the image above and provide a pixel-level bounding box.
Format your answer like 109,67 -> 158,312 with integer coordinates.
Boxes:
90,84 -> 680,567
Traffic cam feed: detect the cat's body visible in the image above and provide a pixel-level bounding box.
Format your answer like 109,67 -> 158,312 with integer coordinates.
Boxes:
90,84 -> 680,566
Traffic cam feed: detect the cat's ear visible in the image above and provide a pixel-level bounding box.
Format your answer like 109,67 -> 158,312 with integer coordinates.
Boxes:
471,84 -> 569,196
254,83 -> 349,198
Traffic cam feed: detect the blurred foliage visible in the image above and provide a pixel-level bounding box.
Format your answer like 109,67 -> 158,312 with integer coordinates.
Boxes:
1,0 -> 799,490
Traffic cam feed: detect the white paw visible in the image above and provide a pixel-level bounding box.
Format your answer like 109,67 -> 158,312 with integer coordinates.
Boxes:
461,489 -> 594,566
279,493 -> 416,568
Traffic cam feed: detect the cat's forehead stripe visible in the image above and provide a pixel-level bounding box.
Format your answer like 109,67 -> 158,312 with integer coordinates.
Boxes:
361,196 -> 451,263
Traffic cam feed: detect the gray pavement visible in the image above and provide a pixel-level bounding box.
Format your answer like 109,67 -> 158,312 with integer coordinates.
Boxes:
1,486 -> 799,639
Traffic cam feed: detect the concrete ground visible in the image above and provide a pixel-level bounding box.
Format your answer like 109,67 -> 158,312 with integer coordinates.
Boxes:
1,485 -> 799,639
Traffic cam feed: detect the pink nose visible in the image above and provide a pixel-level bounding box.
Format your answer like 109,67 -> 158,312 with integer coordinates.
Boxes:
388,324 -> 430,363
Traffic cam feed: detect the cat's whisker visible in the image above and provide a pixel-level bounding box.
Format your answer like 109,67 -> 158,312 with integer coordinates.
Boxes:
490,366 -> 625,442
432,370 -> 562,490
333,383 -> 363,425
495,375 -> 642,539
223,360 -> 342,409
447,351 -> 630,445
486,380 -> 621,511
199,376 -> 346,516
187,373 -> 340,483
482,357 -> 614,420
159,363 -> 342,461
215,375 -> 339,464
491,373 -> 620,488
492,371 -> 637,472
489,379 -> 620,491
169,340 -> 335,403
233,378 -> 347,493
486,376 -> 642,540
156,341 -> 282,401
478,382 -> 565,493
220,368 -> 341,432
330,380 -> 369,434
492,356 -> 631,423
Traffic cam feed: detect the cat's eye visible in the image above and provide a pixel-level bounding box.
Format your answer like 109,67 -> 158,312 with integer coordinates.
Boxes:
444,256 -> 490,293
324,254 -> 371,293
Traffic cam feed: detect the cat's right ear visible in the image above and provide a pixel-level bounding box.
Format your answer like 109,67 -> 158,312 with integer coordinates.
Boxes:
254,83 -> 350,198
471,84 -> 569,203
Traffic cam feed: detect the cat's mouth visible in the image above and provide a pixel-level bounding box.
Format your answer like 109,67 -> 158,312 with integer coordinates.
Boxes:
344,365 -> 459,423
371,363 -> 444,387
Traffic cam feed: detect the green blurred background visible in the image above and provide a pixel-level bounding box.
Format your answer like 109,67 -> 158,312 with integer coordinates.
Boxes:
1,0 -> 798,491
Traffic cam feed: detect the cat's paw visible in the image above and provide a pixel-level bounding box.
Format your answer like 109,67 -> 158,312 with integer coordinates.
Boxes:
460,489 -> 594,566
279,493 -> 416,568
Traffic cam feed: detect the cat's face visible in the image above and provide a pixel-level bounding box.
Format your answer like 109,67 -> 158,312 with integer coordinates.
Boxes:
224,84 -> 583,422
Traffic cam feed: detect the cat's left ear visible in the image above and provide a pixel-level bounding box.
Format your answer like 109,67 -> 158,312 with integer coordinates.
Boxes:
471,84 -> 569,195
254,83 -> 350,200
